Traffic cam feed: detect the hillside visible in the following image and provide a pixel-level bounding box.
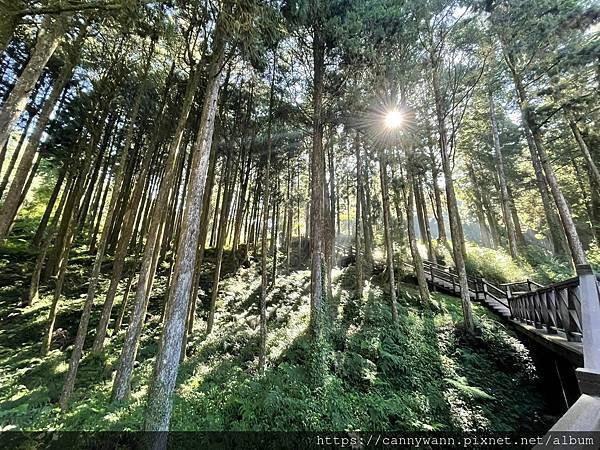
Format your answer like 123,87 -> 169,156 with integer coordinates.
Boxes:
0,249 -> 551,432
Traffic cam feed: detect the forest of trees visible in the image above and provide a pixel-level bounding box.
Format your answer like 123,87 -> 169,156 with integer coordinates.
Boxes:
0,0 -> 599,441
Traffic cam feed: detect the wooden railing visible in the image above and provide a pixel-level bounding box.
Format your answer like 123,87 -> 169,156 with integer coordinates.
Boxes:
403,257 -> 600,379
419,260 -> 511,309
508,276 -> 584,342
417,259 -> 600,344
499,279 -> 543,297
389,253 -> 600,349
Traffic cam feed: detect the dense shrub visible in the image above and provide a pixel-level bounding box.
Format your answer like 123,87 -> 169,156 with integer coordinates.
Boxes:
464,244 -> 528,284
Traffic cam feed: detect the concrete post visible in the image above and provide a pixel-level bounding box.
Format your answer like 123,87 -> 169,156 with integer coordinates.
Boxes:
577,264 -> 600,373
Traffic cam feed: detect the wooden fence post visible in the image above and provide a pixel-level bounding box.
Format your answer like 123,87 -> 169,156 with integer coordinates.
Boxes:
451,271 -> 456,294
481,278 -> 488,301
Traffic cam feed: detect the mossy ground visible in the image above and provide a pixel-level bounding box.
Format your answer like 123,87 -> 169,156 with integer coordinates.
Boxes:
0,243 -> 553,432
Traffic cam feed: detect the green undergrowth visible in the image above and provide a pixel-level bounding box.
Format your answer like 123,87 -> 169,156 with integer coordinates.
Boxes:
430,240 -> 600,285
0,244 -> 551,432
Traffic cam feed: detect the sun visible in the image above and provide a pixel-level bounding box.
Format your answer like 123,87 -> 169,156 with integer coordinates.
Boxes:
384,110 -> 403,129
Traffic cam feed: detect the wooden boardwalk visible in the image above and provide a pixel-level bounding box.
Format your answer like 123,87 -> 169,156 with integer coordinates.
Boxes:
408,260 -> 594,366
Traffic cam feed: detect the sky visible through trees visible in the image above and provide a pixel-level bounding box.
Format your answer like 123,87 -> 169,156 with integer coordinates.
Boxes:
0,0 -> 599,440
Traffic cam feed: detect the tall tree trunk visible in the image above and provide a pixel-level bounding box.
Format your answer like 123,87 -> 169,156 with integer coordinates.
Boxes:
113,272 -> 134,336
31,165 -> 66,248
231,130 -> 253,259
504,51 -> 586,266
17,151 -> 40,206
429,148 -> 447,244
271,175 -> 280,284
323,157 -> 334,307
41,135 -> 94,355
361,159 -> 375,267
354,132 -> 363,299
76,141 -> 107,231
467,164 -> 493,247
58,42 -> 153,410
186,140 -> 219,339
209,163 -> 224,247
431,62 -> 474,333
530,127 -> 587,265
0,15 -> 66,151
0,26 -> 83,241
85,149 -> 111,243
414,175 -> 436,262
92,59 -> 173,352
285,159 -> 293,270
502,50 -> 570,259
258,50 -> 277,374
27,170 -> 72,305
0,111 -> 35,198
506,184 -> 525,246
111,62 -> 203,405
403,167 -> 431,305
379,149 -> 399,323
89,162 -> 111,252
488,90 -> 519,258
326,136 -> 336,275
309,32 -> 326,340
565,109 -> 600,189
206,151 -> 235,334
142,27 -> 225,433
572,158 -> 598,244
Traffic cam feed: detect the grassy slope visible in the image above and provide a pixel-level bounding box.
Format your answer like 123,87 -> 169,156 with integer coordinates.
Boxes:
0,246 -> 551,432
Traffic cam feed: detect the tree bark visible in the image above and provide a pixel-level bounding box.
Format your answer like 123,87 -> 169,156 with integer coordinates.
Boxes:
58,42 -> 153,410
92,59 -> 173,352
431,61 -> 474,333
258,50 -> 277,374
0,26 -> 83,241
111,62 -> 203,405
186,140 -> 219,339
41,135 -> 94,355
489,90 -> 519,258
403,167 -> 431,305
379,149 -> 399,323
566,110 -> 600,190
354,134 -> 363,299
429,147 -> 447,244
414,175 -> 436,263
502,49 -> 570,259
0,15 -> 66,151
27,170 -> 72,305
0,111 -> 35,199
309,31 -> 327,340
206,151 -> 235,334
113,272 -> 134,336
505,184 -> 525,246
31,165 -> 66,248
504,50 -> 586,266
142,27 -> 225,433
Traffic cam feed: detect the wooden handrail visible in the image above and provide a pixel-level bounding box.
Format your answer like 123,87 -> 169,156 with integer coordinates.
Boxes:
487,291 -> 509,309
485,282 -> 506,298
528,279 -> 544,288
405,257 -> 596,349
508,277 -> 584,342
